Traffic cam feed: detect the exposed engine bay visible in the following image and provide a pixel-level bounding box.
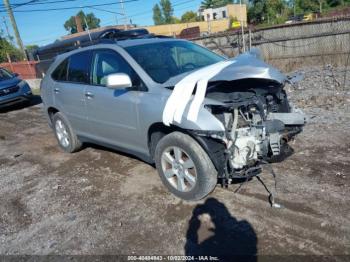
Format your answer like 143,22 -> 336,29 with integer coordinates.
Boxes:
162,51 -> 306,203
196,78 -> 306,183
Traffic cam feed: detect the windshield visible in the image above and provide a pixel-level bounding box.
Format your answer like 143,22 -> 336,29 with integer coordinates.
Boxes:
125,41 -> 225,83
0,68 -> 14,81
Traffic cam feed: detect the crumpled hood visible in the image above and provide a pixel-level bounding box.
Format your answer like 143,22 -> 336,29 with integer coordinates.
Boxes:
0,77 -> 21,90
209,52 -> 286,84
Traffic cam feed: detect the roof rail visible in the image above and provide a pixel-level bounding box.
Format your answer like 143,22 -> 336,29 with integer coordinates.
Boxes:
77,32 -> 172,49
34,28 -> 172,61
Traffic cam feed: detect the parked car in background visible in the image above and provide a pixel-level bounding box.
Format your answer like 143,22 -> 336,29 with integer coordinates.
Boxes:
303,12 -> 320,21
285,12 -> 320,24
285,14 -> 304,24
177,26 -> 200,40
0,68 -> 32,108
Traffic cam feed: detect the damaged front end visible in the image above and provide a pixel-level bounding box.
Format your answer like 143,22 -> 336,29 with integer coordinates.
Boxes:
205,79 -> 305,181
189,54 -> 306,186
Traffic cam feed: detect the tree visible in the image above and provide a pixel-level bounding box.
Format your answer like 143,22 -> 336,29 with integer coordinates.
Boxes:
295,0 -> 319,12
200,0 -> 233,9
25,44 -> 39,54
160,0 -> 174,24
172,16 -> 182,23
216,0 -> 234,7
181,11 -> 200,22
247,0 -> 350,25
201,0 -> 217,8
25,44 -> 39,59
248,0 -> 286,24
152,0 -> 176,25
327,0 -> 343,6
64,10 -> 100,34
153,4 -> 164,25
0,35 -> 23,63
248,0 -> 267,23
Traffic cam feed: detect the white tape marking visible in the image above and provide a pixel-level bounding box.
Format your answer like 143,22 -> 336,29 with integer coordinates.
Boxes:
162,60 -> 234,126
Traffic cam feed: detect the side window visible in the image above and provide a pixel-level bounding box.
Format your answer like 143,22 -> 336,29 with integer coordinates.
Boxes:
92,49 -> 143,89
67,51 -> 91,84
51,59 -> 68,81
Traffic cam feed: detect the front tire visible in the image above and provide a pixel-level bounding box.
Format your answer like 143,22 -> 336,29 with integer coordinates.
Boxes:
52,112 -> 82,153
154,131 -> 217,201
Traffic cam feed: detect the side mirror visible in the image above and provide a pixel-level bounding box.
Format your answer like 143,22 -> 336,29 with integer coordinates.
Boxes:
13,73 -> 19,77
106,73 -> 132,89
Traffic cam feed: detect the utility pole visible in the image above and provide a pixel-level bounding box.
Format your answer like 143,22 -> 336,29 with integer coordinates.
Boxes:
2,0 -> 27,60
119,0 -> 128,30
74,16 -> 84,33
115,15 -> 118,26
2,16 -> 12,42
240,0 -> 246,52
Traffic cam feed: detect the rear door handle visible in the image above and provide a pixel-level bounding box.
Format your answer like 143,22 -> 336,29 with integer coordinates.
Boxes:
85,91 -> 94,99
54,87 -> 60,94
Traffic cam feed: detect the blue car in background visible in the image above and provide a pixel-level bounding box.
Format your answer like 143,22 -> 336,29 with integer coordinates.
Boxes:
0,67 -> 32,108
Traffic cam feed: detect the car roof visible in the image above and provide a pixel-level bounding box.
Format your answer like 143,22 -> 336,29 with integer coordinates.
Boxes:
51,37 -> 187,72
54,37 -> 185,61
115,37 -> 185,47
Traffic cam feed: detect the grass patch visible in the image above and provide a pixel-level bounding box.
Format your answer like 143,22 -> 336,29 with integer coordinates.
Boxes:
31,88 -> 40,96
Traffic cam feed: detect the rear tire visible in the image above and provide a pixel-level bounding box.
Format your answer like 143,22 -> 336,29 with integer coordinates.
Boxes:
154,131 -> 217,201
52,112 -> 82,153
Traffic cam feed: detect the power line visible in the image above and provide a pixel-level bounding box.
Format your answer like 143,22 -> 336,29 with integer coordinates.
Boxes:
2,0 -> 27,59
0,0 -> 43,10
87,6 -> 121,26
24,33 -> 62,44
0,0 -> 139,13
0,0 -> 96,9
101,1 -> 199,26
18,0 -> 200,45
88,6 -> 123,15
13,0 -> 81,7
119,0 -> 128,29
127,0 -> 194,19
173,0 -> 198,7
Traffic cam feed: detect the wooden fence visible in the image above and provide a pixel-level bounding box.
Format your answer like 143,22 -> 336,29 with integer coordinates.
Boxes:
0,61 -> 39,79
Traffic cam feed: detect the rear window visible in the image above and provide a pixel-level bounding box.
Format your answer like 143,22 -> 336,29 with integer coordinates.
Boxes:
67,51 -> 92,84
51,59 -> 68,81
51,51 -> 92,84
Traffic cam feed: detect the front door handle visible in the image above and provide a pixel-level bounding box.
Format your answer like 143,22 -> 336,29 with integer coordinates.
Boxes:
54,87 -> 60,94
85,91 -> 94,99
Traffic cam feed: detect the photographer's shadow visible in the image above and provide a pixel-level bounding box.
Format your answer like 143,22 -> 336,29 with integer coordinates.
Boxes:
185,198 -> 257,261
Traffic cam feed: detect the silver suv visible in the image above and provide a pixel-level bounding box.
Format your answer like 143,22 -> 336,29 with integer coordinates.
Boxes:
41,38 -> 305,201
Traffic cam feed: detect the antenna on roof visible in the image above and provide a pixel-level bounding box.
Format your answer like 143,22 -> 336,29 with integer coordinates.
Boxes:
81,7 -> 92,42
84,17 -> 92,42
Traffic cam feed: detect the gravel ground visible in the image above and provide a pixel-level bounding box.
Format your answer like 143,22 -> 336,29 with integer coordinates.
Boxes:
0,67 -> 349,259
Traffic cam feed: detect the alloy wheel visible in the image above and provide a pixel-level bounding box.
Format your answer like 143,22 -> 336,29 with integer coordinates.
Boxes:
161,146 -> 197,192
55,119 -> 70,148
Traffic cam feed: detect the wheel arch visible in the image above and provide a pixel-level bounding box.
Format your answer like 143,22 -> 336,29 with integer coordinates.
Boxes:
147,122 -> 178,161
147,122 -> 226,176
47,106 -> 59,126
